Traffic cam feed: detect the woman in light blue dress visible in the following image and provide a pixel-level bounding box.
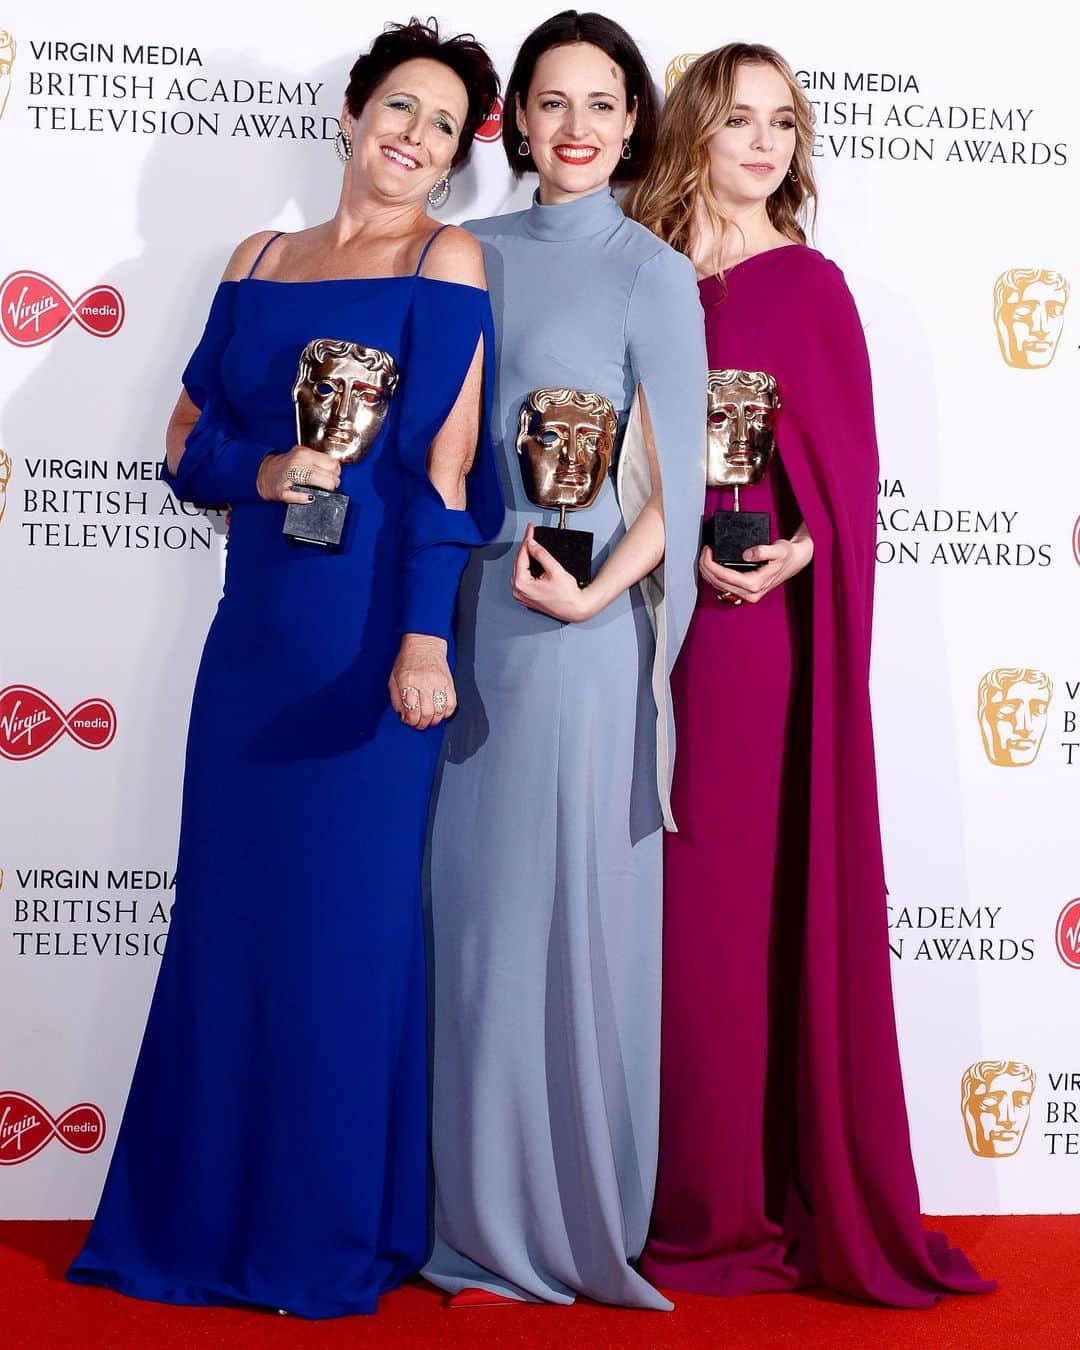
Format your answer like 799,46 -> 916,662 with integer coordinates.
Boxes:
424,13 -> 706,1309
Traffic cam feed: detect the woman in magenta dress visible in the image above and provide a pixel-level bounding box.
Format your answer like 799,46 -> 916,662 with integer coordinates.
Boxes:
626,45 -> 994,1307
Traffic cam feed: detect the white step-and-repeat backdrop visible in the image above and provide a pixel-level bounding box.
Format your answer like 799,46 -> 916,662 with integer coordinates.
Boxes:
1,0 -> 1076,1218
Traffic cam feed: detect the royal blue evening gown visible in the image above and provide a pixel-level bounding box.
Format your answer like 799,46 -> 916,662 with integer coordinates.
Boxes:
67,232 -> 502,1318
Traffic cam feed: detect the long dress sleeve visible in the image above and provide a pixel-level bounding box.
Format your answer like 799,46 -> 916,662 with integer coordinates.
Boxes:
769,257 -> 991,1303
619,245 -> 708,828
394,281 -> 504,641
774,260 -> 879,654
162,283 -> 275,506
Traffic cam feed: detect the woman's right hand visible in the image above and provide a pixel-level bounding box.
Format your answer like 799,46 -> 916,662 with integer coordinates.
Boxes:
256,446 -> 342,504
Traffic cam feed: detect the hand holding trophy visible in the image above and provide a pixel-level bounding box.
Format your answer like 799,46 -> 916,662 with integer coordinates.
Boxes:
283,339 -> 400,549
515,388 -> 617,587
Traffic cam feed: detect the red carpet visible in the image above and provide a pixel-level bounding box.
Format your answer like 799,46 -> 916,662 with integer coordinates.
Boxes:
0,1217 -> 1073,1349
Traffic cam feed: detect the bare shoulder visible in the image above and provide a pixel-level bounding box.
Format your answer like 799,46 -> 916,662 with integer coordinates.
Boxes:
220,230 -> 283,283
418,225 -> 487,289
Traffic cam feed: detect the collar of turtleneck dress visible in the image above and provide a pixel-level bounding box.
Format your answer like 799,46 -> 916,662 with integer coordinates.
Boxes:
521,186 -> 624,241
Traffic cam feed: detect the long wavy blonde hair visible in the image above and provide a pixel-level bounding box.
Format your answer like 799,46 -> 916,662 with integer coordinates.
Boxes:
625,43 -> 817,277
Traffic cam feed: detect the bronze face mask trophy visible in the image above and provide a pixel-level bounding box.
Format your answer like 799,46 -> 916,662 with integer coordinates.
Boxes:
283,338 -> 400,549
704,369 -> 781,571
516,388 -> 618,587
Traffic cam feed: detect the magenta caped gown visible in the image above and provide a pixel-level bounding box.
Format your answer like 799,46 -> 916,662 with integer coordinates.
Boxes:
638,247 -> 994,1307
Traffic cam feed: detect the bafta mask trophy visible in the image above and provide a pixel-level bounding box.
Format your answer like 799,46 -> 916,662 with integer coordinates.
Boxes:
283,338 -> 400,549
516,388 -> 618,587
704,369 -> 781,571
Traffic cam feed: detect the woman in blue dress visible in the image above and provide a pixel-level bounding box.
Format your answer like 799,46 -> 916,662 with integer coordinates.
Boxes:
67,21 -> 501,1319
424,12 -> 706,1309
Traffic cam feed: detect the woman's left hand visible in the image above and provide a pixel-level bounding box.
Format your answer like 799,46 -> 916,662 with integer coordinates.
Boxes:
389,634 -> 457,731
699,532 -> 814,605
511,523 -> 594,623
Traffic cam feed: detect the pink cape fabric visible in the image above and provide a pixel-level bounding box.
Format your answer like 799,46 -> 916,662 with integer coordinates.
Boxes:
641,246 -> 994,1307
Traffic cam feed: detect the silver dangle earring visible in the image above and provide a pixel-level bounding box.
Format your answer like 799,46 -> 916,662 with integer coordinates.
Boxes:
788,166 -> 797,182
517,137 -> 531,157
620,138 -> 632,161
427,175 -> 451,209
335,127 -> 352,163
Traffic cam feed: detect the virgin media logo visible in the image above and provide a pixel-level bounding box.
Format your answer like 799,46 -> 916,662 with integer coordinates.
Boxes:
0,271 -> 125,347
475,95 -> 503,143
1072,515 -> 1080,566
1055,898 -> 1080,970
0,685 -> 117,760
0,1091 -> 105,1164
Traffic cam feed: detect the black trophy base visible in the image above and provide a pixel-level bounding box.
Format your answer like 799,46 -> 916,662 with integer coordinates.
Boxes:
705,509 -> 770,571
283,486 -> 349,549
531,524 -> 593,588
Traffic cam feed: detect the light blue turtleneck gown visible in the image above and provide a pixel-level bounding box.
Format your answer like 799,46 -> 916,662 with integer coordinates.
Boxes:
424,188 -> 706,1308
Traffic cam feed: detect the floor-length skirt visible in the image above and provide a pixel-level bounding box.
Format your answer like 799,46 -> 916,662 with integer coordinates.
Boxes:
641,474 -> 812,1295
424,513 -> 671,1310
69,519 -> 439,1317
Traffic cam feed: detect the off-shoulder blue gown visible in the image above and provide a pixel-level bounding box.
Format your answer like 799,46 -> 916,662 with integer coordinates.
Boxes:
67,232 -> 502,1319
424,189 -> 706,1307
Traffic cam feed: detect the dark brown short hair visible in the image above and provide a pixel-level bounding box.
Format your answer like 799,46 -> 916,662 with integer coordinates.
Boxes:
345,18 -> 500,169
502,10 -> 658,182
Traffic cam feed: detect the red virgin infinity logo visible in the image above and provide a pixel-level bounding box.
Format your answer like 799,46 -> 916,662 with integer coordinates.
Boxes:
1056,898 -> 1080,970
0,684 -> 117,760
0,1092 -> 106,1164
475,95 -> 504,142
0,270 -> 125,347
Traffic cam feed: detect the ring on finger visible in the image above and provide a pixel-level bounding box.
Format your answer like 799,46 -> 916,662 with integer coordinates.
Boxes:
717,590 -> 744,606
288,465 -> 312,487
401,685 -> 421,713
432,689 -> 448,713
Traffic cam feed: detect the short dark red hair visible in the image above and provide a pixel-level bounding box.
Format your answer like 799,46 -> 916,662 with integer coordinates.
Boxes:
345,18 -> 500,169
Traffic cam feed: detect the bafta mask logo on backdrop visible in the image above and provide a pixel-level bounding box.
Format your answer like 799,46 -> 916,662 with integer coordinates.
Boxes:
0,30 -> 15,124
961,1060 -> 1036,1158
665,53 -> 702,95
0,1091 -> 105,1165
977,667 -> 1053,767
993,268 -> 1070,369
0,685 -> 117,760
0,447 -> 11,525
0,270 -> 125,347
1055,899 -> 1080,970
474,94 -> 503,143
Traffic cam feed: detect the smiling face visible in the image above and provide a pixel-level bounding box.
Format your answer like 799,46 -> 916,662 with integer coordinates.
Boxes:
293,340 -> 400,463
704,60 -> 797,213
516,389 -> 617,511
705,370 -> 781,486
515,42 -> 636,204
345,57 -> 468,206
